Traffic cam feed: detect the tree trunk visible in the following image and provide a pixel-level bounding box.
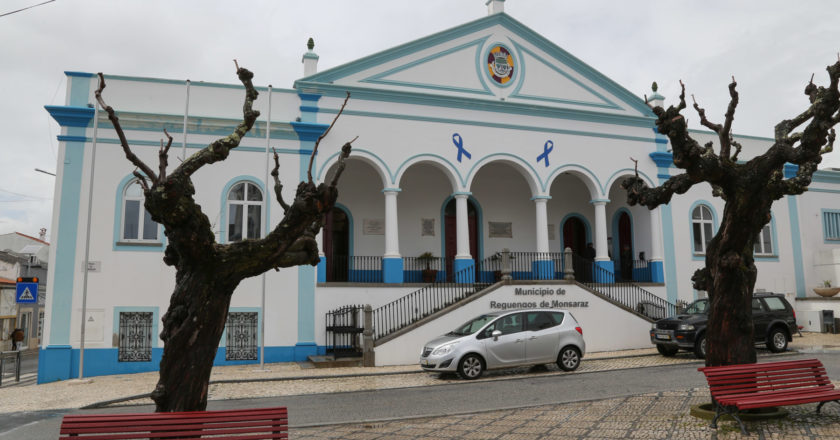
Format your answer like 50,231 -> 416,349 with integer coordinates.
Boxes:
151,269 -> 237,412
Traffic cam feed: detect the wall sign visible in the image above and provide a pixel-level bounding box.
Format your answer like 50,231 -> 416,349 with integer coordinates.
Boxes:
548,224 -> 556,240
488,221 -> 512,238
421,218 -> 435,237
486,44 -> 515,86
363,219 -> 384,235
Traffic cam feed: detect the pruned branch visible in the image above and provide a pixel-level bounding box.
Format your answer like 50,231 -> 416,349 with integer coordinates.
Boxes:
330,138 -> 357,188
307,92 -> 351,183
270,148 -> 290,212
622,173 -> 698,209
95,73 -> 159,183
159,129 -> 173,181
719,76 -> 739,160
691,94 -> 722,134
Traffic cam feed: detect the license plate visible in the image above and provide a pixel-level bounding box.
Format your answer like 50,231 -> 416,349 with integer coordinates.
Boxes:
655,333 -> 670,340
421,359 -> 430,366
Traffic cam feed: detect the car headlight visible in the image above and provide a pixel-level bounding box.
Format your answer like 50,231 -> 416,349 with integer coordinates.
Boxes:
431,343 -> 457,356
678,324 -> 695,331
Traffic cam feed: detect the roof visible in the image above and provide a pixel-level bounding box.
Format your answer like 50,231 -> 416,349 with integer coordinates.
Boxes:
14,232 -> 49,246
0,277 -> 15,286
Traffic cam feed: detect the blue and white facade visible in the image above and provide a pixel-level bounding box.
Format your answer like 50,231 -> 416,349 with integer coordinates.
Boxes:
40,5 -> 840,383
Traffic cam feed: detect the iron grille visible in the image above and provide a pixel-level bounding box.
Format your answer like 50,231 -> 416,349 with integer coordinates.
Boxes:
226,312 -> 258,360
118,312 -> 153,362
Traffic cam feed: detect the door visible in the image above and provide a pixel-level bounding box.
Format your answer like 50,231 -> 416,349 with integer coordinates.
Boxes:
562,217 -> 586,255
617,212 -> 633,281
524,311 -> 559,363
752,298 -> 771,341
323,208 -> 349,281
444,199 -> 478,280
482,313 -> 526,368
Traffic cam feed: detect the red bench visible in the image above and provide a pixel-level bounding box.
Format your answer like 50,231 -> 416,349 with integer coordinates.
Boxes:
59,406 -> 287,439
699,358 -> 840,434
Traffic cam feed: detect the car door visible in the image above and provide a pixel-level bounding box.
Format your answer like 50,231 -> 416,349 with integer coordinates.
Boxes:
481,313 -> 526,368
752,298 -> 771,341
524,311 -> 560,364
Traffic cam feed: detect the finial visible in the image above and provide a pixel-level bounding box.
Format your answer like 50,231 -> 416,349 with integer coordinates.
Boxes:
651,81 -> 658,92
307,38 -> 315,51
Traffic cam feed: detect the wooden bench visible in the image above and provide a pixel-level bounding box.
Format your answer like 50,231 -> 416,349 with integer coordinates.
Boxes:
59,406 -> 287,439
699,358 -> 840,434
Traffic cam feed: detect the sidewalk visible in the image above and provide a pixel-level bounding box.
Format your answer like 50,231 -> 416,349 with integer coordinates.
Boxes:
2,332 -> 839,438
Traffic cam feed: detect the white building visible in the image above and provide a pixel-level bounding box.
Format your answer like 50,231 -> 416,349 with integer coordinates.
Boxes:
39,4 -> 840,383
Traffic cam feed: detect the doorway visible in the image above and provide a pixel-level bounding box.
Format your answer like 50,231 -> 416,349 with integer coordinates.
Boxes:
562,216 -> 587,255
323,207 -> 350,282
616,211 -> 633,281
444,198 -> 478,280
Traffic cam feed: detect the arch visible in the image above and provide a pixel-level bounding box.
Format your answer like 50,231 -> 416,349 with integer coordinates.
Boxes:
544,164 -> 603,199
688,200 -> 718,259
219,175 -> 267,244
604,168 -> 656,193
317,148 -> 391,189
394,154 -> 462,193
560,213 -> 591,254
464,153 -> 541,196
112,173 -> 165,251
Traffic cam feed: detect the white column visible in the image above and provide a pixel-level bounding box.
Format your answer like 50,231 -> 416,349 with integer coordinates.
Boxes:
533,197 -> 550,254
316,228 -> 324,258
592,200 -> 609,261
383,189 -> 400,258
455,193 -> 471,259
649,206 -> 663,262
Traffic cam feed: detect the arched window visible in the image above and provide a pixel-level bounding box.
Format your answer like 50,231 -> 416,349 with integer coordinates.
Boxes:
691,205 -> 714,254
122,180 -> 158,241
754,223 -> 774,256
227,182 -> 262,242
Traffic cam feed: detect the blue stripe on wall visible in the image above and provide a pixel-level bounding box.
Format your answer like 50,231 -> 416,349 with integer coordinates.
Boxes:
787,196 -> 806,298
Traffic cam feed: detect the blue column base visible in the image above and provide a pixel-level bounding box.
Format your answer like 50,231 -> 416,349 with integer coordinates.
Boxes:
594,260 -> 615,283
650,261 -> 665,283
453,258 -> 475,283
317,256 -> 326,283
532,260 -> 554,280
382,257 -> 404,284
294,342 -> 318,361
38,345 -> 73,384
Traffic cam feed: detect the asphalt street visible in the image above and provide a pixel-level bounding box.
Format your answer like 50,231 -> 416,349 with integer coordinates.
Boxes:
3,352 -> 837,439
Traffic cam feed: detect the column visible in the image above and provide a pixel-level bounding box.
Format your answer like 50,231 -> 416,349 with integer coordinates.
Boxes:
452,193 -> 475,282
648,207 -> 665,283
316,228 -> 326,283
532,196 -> 553,279
382,188 -> 403,283
591,199 -> 615,282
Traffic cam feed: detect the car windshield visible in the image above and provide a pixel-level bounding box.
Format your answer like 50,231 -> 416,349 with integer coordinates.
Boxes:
683,299 -> 708,314
448,314 -> 497,336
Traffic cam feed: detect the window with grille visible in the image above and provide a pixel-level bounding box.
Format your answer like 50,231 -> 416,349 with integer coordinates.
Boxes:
118,312 -> 153,362
824,210 -> 840,241
225,312 -> 258,360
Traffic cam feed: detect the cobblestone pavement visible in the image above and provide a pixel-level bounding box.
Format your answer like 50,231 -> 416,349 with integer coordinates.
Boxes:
291,388 -> 840,439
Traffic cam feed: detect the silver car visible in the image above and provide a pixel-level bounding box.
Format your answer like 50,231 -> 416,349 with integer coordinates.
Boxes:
420,309 -> 586,379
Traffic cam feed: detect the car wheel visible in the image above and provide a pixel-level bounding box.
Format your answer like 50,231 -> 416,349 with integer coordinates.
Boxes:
457,354 -> 484,380
656,344 -> 678,357
694,334 -> 707,359
766,327 -> 788,353
557,346 -> 581,371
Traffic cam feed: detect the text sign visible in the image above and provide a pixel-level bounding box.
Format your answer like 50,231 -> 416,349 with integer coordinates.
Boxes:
15,282 -> 38,304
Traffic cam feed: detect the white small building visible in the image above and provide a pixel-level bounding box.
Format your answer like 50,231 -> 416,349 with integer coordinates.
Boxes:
39,5 -> 840,383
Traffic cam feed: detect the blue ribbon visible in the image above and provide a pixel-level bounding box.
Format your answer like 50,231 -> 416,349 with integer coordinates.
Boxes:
537,140 -> 554,167
452,133 -> 471,163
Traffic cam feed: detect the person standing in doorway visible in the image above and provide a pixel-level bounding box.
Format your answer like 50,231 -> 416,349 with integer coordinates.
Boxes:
584,243 -> 596,282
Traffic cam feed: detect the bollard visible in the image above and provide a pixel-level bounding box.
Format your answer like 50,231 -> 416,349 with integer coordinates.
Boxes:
563,247 -> 575,280
15,350 -> 20,383
363,305 -> 375,367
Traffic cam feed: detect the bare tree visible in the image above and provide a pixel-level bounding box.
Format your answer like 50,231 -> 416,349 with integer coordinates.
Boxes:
624,60 -> 840,367
95,64 -> 355,411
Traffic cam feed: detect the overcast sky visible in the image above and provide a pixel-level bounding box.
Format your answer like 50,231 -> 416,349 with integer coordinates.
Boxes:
1,0 -> 839,242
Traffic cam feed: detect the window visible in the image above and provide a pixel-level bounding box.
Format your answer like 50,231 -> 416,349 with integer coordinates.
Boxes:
526,312 -> 557,331
489,313 -> 523,336
118,312 -> 153,362
225,312 -> 258,360
754,223 -> 774,256
824,210 -> 840,241
763,297 -> 788,311
122,180 -> 158,241
691,205 -> 714,254
227,182 -> 263,242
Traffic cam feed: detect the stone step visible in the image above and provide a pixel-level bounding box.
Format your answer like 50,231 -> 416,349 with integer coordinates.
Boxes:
306,355 -> 363,368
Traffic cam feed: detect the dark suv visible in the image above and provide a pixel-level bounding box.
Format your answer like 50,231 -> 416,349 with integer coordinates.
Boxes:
650,293 -> 797,359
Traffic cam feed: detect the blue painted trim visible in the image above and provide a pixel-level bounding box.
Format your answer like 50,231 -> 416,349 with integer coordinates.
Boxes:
54,135 -> 300,151
784,163 -> 799,179
559,213 -> 592,251
382,257 -> 404,283
788,196 -> 806,298
91,114 -> 297,140
754,213 -> 779,261
464,152 -> 542,195
453,258 -> 476,283
509,42 -> 619,109
57,135 -> 88,143
363,37 -> 493,96
218,176 -> 268,244
65,71 -> 95,78
113,174 -> 166,252
93,72 -> 293,93
298,265 -> 316,344
382,188 -> 402,193
68,74 -> 92,107
605,168 -> 656,191
291,121 -> 329,142
543,163 -> 604,196
45,105 -> 94,127
531,195 -> 551,200
38,345 -> 72,383
649,151 -> 674,168
49,130 -> 87,345
688,201 -> 719,261
687,128 -> 774,143
532,260 -> 554,280
814,169 -> 840,184
659,204 -> 679,303
594,260 -> 615,283
220,307 -> 262,349
317,256 -> 327,283
298,93 -> 322,102
482,41 -> 519,89
821,208 -> 840,244
650,261 -> 665,283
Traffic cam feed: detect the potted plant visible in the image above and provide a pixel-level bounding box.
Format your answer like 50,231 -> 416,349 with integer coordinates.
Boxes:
417,252 -> 438,283
813,280 -> 840,297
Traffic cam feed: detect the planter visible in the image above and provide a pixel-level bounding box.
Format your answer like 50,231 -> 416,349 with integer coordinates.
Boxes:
422,269 -> 438,283
813,287 -> 840,297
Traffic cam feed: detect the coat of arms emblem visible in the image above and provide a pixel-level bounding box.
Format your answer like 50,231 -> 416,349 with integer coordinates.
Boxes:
487,45 -> 515,85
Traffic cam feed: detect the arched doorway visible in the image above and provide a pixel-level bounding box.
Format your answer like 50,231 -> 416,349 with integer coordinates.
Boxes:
444,198 -> 478,280
323,206 -> 350,282
616,211 -> 633,281
562,216 -> 587,255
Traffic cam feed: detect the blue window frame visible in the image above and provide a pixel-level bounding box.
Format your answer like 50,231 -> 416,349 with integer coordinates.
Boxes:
824,209 -> 840,242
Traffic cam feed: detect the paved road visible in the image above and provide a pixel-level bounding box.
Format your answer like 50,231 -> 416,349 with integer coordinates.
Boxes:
2,352 -> 838,439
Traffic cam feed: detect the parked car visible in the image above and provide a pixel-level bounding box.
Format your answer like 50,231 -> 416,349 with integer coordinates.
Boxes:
420,309 -> 586,379
650,293 -> 797,359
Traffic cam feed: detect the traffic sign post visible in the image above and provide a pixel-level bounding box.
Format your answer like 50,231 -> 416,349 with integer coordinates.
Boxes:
15,277 -> 38,304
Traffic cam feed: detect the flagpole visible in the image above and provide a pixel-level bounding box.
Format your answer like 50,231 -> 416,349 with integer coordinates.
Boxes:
259,85 -> 272,370
79,99 -> 100,379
